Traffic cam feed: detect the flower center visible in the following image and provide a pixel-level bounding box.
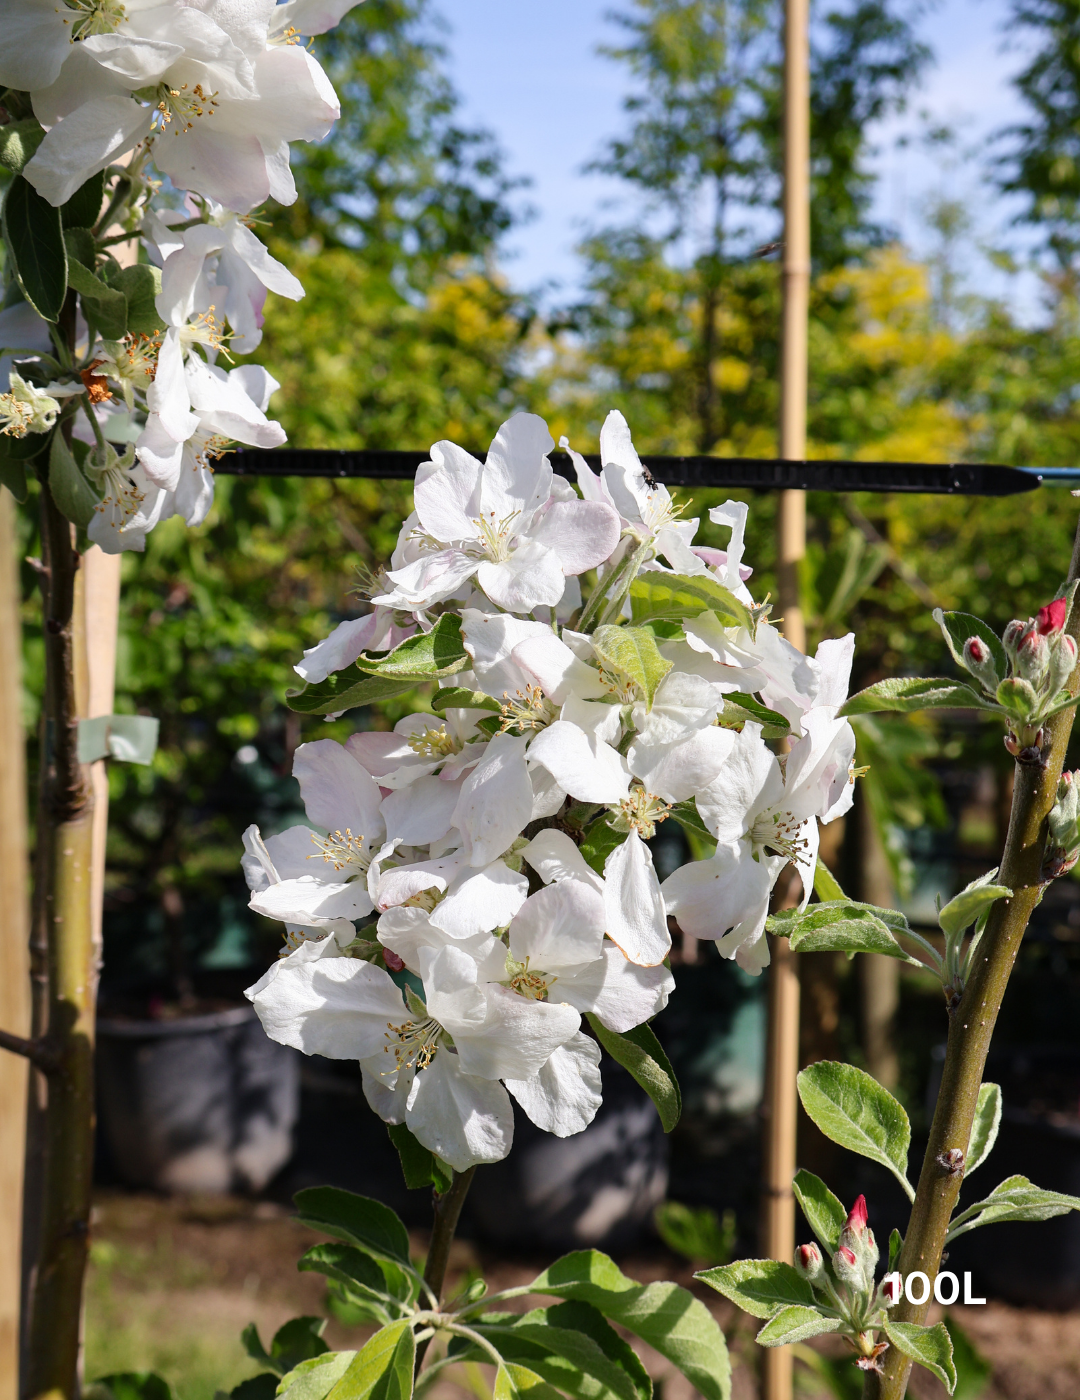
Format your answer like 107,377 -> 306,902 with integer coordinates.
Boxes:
280,928 -> 329,957
88,452 -> 145,531
67,0 -> 126,40
599,666 -> 639,703
472,509 -> 520,563
308,828 -> 369,876
611,785 -> 671,839
383,1016 -> 443,1071
189,427 -> 233,471
505,956 -> 555,1001
749,809 -> 811,863
0,394 -> 34,439
499,685 -> 556,734
150,81 -> 220,133
178,307 -> 227,354
407,724 -> 458,758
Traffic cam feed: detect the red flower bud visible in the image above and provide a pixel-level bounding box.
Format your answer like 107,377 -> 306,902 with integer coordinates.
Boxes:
1038,598 -> 1067,635
967,637 -> 988,663
845,1195 -> 869,1234
837,1245 -> 857,1266
383,949 -> 406,972
794,1242 -> 824,1282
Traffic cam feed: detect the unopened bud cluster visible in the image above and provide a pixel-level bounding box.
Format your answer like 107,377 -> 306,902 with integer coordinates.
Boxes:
793,1196 -> 895,1373
954,597 -> 1076,761
1045,770 -> 1080,878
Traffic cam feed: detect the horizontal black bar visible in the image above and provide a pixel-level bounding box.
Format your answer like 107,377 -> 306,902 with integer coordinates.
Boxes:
220,448 -> 1040,496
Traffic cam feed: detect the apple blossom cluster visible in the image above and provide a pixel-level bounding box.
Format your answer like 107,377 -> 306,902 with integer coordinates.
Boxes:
0,0 -> 359,550
241,410 -> 860,1170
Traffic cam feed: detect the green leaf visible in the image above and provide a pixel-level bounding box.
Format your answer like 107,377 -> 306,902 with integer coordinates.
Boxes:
938,883 -> 1012,938
289,616 -> 468,714
530,1250 -> 730,1400
755,1307 -> 841,1348
466,1310 -> 646,1400
542,1301 -> 652,1400
430,686 -> 501,714
839,677 -> 1000,718
293,1188 -> 411,1267
719,693 -> 790,738
591,624 -> 672,709
0,454 -> 28,502
768,903 -> 912,960
85,1375 -> 173,1400
966,1084 -> 1002,1176
945,1174 -> 1080,1242
882,1321 -> 956,1394
791,1170 -> 847,1252
325,1322 -> 415,1400
694,1258 -> 816,1320
288,672 -> 421,715
3,175 -> 67,321
579,817 -> 628,877
278,1355 -> 356,1400
66,254 -> 128,339
629,575 -> 754,631
788,1346 -> 862,1400
585,1014 -> 680,1132
0,122 -> 45,174
668,799 -> 715,845
61,171 -> 106,229
943,1317 -> 992,1400
266,1319 -> 329,1377
63,226 -> 96,270
933,609 -> 1008,684
298,1242 -> 413,1319
797,1061 -> 912,1198
653,1202 -> 735,1265
230,1375 -> 279,1400
888,1229 -> 902,1273
243,1324 -> 276,1371
493,1365 -> 564,1400
386,1123 -> 453,1193
114,263 -> 163,337
49,432 -> 100,530
813,859 -> 847,902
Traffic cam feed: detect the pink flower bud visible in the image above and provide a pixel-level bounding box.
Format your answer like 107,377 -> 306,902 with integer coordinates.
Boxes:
966,636 -> 988,663
833,1244 -> 863,1290
845,1195 -> 869,1234
383,949 -> 406,972
1037,597 -> 1068,635
1015,627 -> 1049,684
881,1274 -> 902,1306
962,636 -> 1000,691
794,1242 -> 824,1283
1002,618 -> 1028,659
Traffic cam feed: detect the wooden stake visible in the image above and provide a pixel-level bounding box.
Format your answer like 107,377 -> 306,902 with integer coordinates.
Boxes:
82,548 -> 121,956
762,0 -> 809,1391
0,492 -> 30,1400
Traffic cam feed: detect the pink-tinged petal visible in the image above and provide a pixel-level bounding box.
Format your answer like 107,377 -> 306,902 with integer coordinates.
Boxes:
477,540 -> 565,612
345,730 -> 409,778
527,721 -> 630,805
528,499 -> 621,575
413,440 -> 484,542
480,412 -> 554,527
151,120 -> 270,213
381,773 -> 463,846
375,549 -> 478,609
504,1033 -> 602,1137
603,831 -> 670,966
263,825 -> 324,882
511,633 -> 607,703
293,738 -> 385,841
451,732 -> 533,867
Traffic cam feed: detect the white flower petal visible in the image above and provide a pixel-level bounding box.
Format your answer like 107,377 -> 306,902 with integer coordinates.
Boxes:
478,539 -> 566,613
508,879 -> 606,969
429,861 -> 529,939
521,829 -> 603,891
413,440 -> 483,543
695,724 -> 783,844
527,721 -> 630,805
480,412 -> 554,527
583,947 -> 675,1033
293,739 -> 386,843
381,773 -> 463,847
528,499 -> 621,576
504,1033 -> 603,1138
24,96 -> 153,207
511,633 -> 607,703
603,831 -> 670,966
628,724 -> 736,804
246,952 -> 405,1059
462,610 -> 550,699
530,764 -> 566,820
451,731 -> 533,867
249,875 -> 372,927
405,1051 -> 514,1170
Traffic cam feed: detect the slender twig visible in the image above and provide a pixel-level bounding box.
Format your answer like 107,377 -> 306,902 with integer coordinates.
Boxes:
0,1028 -> 60,1074
863,518 -> 1080,1400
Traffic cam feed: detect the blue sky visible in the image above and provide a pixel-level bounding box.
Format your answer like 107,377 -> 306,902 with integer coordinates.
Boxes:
438,0 -> 1041,314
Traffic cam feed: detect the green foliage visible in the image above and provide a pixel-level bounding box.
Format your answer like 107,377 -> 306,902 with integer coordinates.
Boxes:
966,1084 -> 1003,1175
881,1321 -> 956,1394
298,1242 -> 416,1325
385,1124 -> 453,1194
242,1319 -> 328,1377
590,625 -> 672,708
85,1375 -> 174,1400
584,1014 -> 681,1131
767,900 -> 916,960
839,676 -> 998,716
694,1258 -> 816,1318
938,881 -> 1013,937
945,1174 -> 1080,1242
3,174 -> 67,320
628,578 -> 753,631
944,1317 -> 992,1400
292,1189 -> 413,1268
287,616 -> 468,714
791,1170 -> 847,1252
796,1061 -> 913,1199
754,1307 -> 840,1347
652,1202 -> 736,1265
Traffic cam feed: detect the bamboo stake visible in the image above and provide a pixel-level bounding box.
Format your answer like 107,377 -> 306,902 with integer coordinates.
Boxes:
0,492 -> 30,1400
83,547 -> 121,955
761,0 -> 810,1392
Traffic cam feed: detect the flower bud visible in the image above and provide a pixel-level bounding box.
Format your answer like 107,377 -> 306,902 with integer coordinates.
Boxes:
794,1242 -> 824,1284
1037,597 -> 1068,635
996,676 -> 1040,721
1002,618 -> 1028,662
962,635 -> 1001,692
1014,626 -> 1049,685
1047,633 -> 1078,696
833,1245 -> 864,1291
877,1273 -> 902,1307
383,948 -> 406,972
844,1195 -> 868,1235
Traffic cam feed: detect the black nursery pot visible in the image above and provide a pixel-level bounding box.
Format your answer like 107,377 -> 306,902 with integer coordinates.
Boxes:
468,1057 -> 670,1254
96,1004 -> 299,1194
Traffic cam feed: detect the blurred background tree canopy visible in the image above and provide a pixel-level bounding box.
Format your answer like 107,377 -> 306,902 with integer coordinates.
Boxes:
18,0 -> 1080,1002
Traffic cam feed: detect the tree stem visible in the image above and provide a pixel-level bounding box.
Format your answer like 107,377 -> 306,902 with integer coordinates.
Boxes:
863,536 -> 1080,1399
414,1168 -> 477,1372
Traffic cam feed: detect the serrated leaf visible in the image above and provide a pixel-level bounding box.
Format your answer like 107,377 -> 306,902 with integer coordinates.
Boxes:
653,1202 -> 735,1266
269,1319 -> 329,1377
933,609 -> 1007,683
943,1317 -> 992,1400
61,171 -> 106,229
797,1062 -> 913,1199
293,1188 -> 411,1267
946,1174 -> 1080,1242
3,175 -> 67,321
325,1321 -> 414,1400
839,677 -> 999,717
114,263 -> 163,337
0,121 -> 45,175
277,1355 -> 356,1400
695,1259 -> 816,1319
585,1013 -> 680,1132
591,624 -> 672,709
287,672 -> 420,715
289,616 -> 467,714
755,1307 -> 841,1348
792,1170 -> 847,1252
938,883 -> 1012,938
49,431 -> 99,530
768,903 -> 911,960
431,686 -> 501,714
882,1321 -> 956,1394
386,1122 -> 452,1194
629,575 -> 754,631
530,1251 -> 730,1400
966,1084 -> 1001,1176
67,254 -> 127,338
